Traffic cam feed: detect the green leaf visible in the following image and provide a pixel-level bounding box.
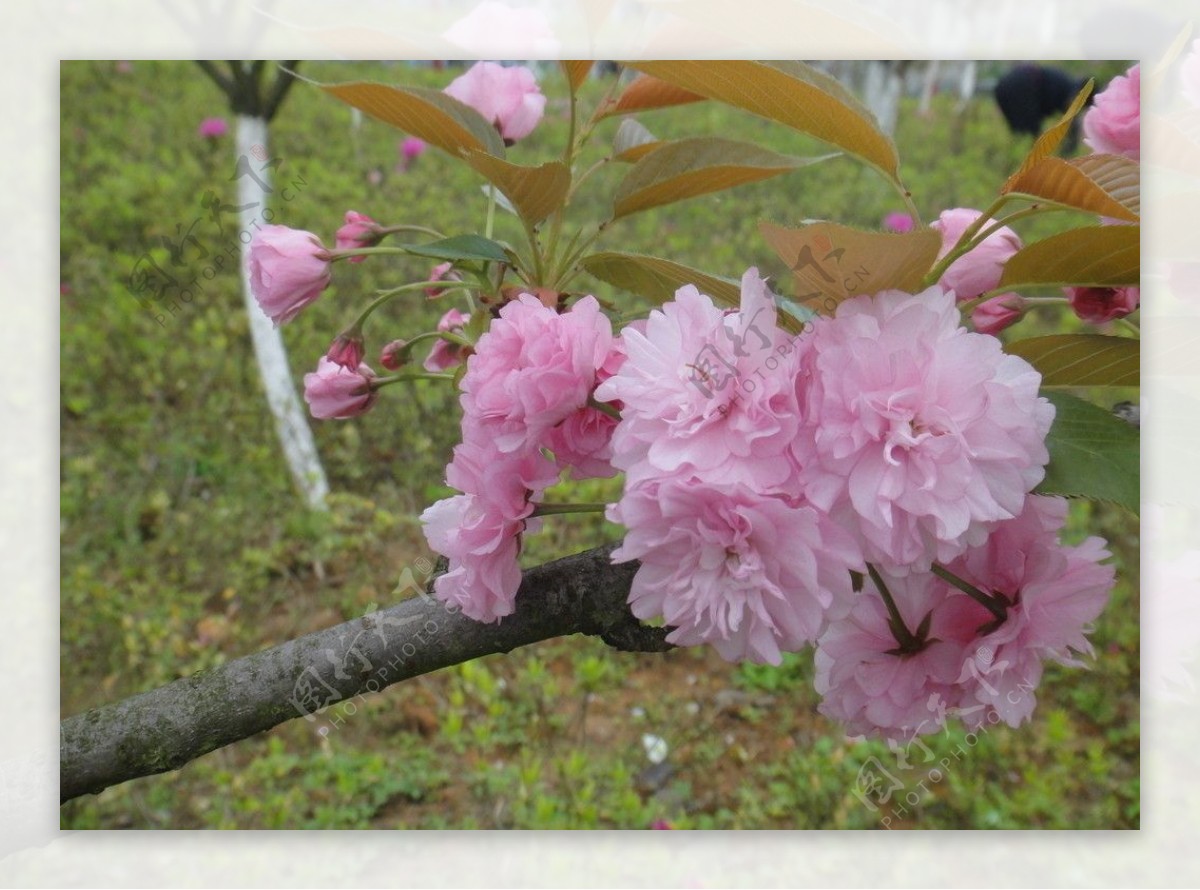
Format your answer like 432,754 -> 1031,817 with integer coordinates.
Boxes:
394,235 -> 510,264
581,252 -> 742,305
998,225 -> 1140,290
612,138 -> 837,219
627,60 -> 900,179
321,81 -> 505,157
1006,79 -> 1093,182
1003,155 -> 1139,221
1037,391 -> 1139,514
759,221 -> 943,315
612,118 -> 662,162
1006,335 -> 1139,388
561,61 -> 593,92
463,152 -> 571,225
596,73 -> 705,118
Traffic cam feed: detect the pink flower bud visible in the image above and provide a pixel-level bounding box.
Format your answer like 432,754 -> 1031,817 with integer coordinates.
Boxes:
198,117 -> 229,139
1064,285 -> 1140,324
326,331 -> 366,369
971,293 -> 1026,335
335,211 -> 381,263
883,211 -> 914,233
303,357 -> 378,420
931,208 -> 1022,301
425,262 -> 462,298
380,339 -> 409,371
423,309 -> 472,372
444,62 -> 546,144
247,225 -> 332,325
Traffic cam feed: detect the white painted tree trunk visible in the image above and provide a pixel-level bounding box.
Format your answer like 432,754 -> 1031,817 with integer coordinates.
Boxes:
956,61 -> 978,113
919,60 -> 941,116
236,115 -> 330,510
863,61 -> 904,137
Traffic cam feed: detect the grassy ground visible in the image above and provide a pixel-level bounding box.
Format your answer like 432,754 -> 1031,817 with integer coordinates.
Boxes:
60,60 -> 1138,829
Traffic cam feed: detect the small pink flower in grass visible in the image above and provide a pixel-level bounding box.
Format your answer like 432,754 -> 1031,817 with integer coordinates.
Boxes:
883,211 -> 914,233
650,819 -> 674,830
972,292 -> 1026,335
1065,285 -> 1139,324
198,117 -> 229,139
303,357 -> 378,420
423,308 -> 472,373
610,476 -> 861,665
596,269 -> 803,496
335,211 -> 381,262
931,208 -> 1022,300
444,61 -> 546,144
460,294 -> 613,455
792,286 -> 1055,572
1083,64 -> 1140,160
398,136 -> 427,171
425,262 -> 463,298
115,61 -> 133,74
247,225 -> 331,325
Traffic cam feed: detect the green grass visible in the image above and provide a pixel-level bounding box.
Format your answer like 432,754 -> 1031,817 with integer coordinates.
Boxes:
60,60 -> 1138,829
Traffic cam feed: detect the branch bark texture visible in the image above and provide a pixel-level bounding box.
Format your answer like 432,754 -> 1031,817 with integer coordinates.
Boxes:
60,545 -> 667,803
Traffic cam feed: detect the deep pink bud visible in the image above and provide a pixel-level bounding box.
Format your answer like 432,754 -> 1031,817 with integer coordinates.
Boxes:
1064,285 -> 1140,324
326,330 -> 366,369
425,262 -> 462,298
971,293 -> 1026,335
247,225 -> 332,325
380,339 -> 409,371
303,357 -> 378,420
335,210 -> 381,263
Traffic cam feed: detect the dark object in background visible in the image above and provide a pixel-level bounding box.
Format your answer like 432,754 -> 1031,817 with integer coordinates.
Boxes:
994,64 -> 1091,152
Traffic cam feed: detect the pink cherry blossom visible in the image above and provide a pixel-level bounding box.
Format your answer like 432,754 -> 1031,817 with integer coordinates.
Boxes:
1083,64 -> 1140,160
814,569 -> 981,738
247,225 -> 332,325
425,262 -> 461,298
459,294 -> 612,455
444,62 -> 546,143
792,286 -> 1055,572
931,208 -> 1022,300
945,497 -> 1115,729
197,116 -> 229,139
972,292 -> 1026,335
1065,285 -> 1139,324
335,210 -> 380,262
595,269 -> 803,496
303,357 -> 378,420
609,476 -> 861,665
545,405 -> 618,480
423,308 -> 472,373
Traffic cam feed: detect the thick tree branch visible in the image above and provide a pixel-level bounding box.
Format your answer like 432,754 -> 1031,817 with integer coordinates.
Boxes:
263,62 -> 301,122
60,545 -> 667,803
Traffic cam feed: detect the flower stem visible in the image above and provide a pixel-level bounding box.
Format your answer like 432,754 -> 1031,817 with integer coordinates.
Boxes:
930,564 -> 1007,622
375,224 -> 446,240
529,502 -> 609,517
588,396 -> 621,420
865,563 -> 920,651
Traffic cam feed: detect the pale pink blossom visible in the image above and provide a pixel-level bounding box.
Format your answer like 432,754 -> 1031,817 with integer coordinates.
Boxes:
609,476 -> 861,665
546,406 -> 618,479
1065,285 -> 1139,324
792,286 -> 1055,572
1083,64 -> 1140,159
814,570 -> 981,738
444,61 -> 546,143
931,208 -> 1022,300
595,269 -> 802,496
423,308 -> 472,372
459,294 -> 612,455
442,2 -> 560,58
247,225 -> 331,325
335,210 -> 380,262
972,293 -> 1026,335
945,497 -> 1115,728
303,357 -> 377,420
